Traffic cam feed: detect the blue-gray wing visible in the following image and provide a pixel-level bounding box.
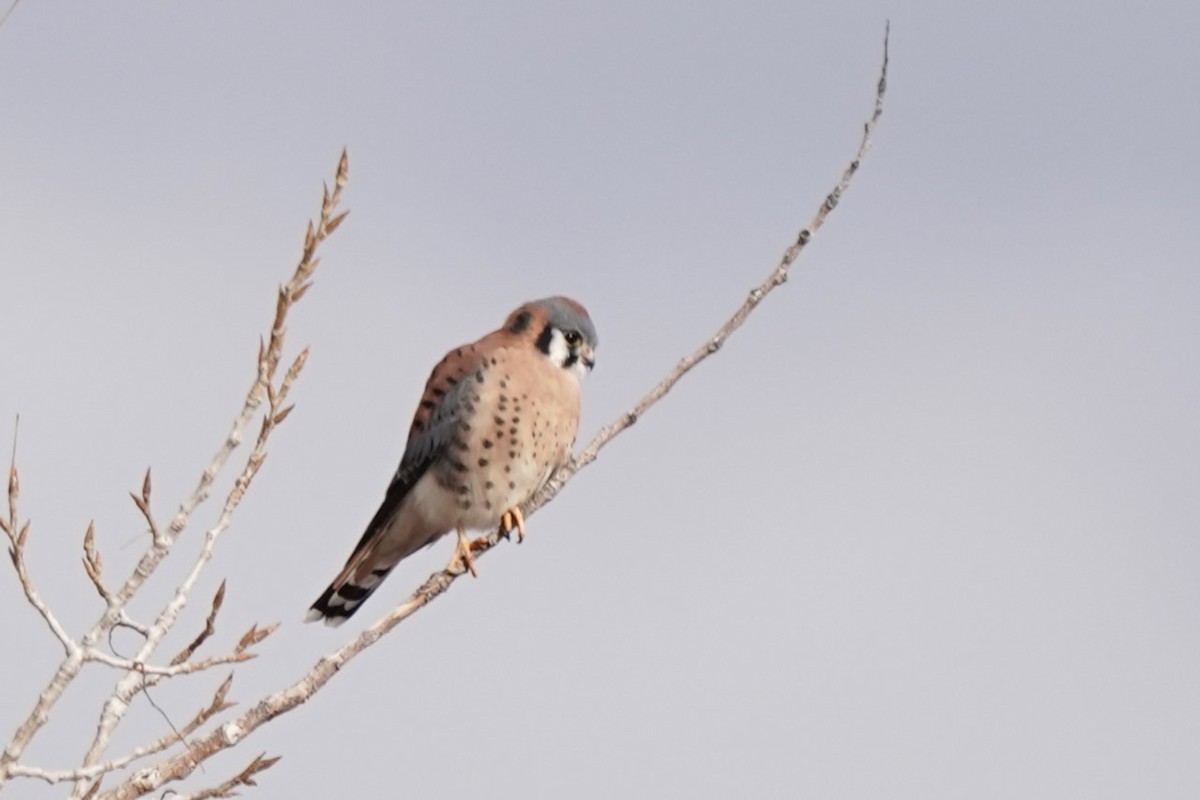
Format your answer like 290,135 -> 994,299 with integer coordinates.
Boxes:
342,344 -> 484,560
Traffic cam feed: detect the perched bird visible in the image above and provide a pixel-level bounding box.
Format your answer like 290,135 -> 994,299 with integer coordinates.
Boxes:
306,296 -> 597,626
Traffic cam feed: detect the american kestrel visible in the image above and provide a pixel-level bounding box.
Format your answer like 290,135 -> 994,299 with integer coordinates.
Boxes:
306,296 -> 597,626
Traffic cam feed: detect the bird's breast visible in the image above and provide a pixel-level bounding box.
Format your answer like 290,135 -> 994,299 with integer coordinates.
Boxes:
430,346 -> 580,531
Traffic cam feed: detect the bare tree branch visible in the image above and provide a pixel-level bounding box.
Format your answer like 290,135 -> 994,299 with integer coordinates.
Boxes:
3,674 -> 235,786
165,752 -> 281,800
68,150 -> 348,797
0,151 -> 350,794
4,447 -> 79,658
170,581 -> 227,666
97,26 -> 889,800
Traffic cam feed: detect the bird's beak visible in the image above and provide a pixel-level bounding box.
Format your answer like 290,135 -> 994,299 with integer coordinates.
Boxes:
580,345 -> 596,371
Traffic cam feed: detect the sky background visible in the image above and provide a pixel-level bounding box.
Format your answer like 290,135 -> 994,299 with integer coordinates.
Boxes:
2,2 -> 1198,798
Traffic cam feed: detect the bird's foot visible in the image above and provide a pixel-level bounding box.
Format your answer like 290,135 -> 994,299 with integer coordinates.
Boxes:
500,507 -> 527,543
453,527 -> 478,577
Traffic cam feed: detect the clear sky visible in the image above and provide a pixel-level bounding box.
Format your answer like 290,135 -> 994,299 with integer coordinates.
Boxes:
2,2 -> 1198,798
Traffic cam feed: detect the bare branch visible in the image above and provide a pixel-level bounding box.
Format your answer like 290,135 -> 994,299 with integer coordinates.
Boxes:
82,522 -> 112,602
85,649 -> 254,677
1,419 -> 79,658
233,622 -> 279,656
99,32 -> 888,797
167,752 -> 281,800
128,469 -> 163,545
534,22 -> 890,505
4,675 -> 236,786
170,582 -> 227,667
68,151 -> 350,794
0,152 -> 348,793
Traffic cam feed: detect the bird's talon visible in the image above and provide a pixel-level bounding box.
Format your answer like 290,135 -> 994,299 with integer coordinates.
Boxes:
500,507 -> 527,543
454,528 -> 479,577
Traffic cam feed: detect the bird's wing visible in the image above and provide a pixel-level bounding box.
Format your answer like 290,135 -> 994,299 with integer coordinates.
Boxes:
341,341 -> 488,561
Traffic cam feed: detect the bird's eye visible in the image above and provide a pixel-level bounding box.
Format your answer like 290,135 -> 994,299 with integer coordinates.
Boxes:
563,330 -> 582,347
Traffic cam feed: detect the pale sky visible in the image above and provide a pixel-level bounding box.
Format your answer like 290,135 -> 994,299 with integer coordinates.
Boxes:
2,2 -> 1198,798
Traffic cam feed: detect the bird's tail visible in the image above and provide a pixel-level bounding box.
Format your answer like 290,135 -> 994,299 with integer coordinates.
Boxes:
305,570 -> 392,627
305,506 -> 441,627
305,558 -> 397,627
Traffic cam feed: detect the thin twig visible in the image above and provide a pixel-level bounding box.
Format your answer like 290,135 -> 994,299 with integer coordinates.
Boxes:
2,416 -> 80,656
170,582 -> 227,666
4,675 -> 235,785
85,649 -> 255,677
82,522 -> 113,602
160,753 -> 280,800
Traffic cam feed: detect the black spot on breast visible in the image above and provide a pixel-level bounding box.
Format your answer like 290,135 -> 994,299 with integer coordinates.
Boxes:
412,420 -> 426,432
493,415 -> 505,426
508,481 -> 516,490
451,437 -> 469,452
446,376 -> 459,386
430,387 -> 445,398
475,371 -> 485,383
483,439 -> 494,449
457,485 -> 470,495
420,399 -> 436,410
509,311 -> 532,334
478,458 -> 489,468
485,480 -> 494,489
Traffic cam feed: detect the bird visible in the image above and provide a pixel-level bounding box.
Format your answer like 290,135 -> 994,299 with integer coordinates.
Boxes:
306,296 -> 597,626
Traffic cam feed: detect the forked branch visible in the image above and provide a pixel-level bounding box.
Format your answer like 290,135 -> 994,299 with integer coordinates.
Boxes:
0,152 -> 350,796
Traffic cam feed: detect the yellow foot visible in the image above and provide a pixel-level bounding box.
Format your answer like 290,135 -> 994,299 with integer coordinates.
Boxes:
500,507 -> 527,543
453,527 -> 478,577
